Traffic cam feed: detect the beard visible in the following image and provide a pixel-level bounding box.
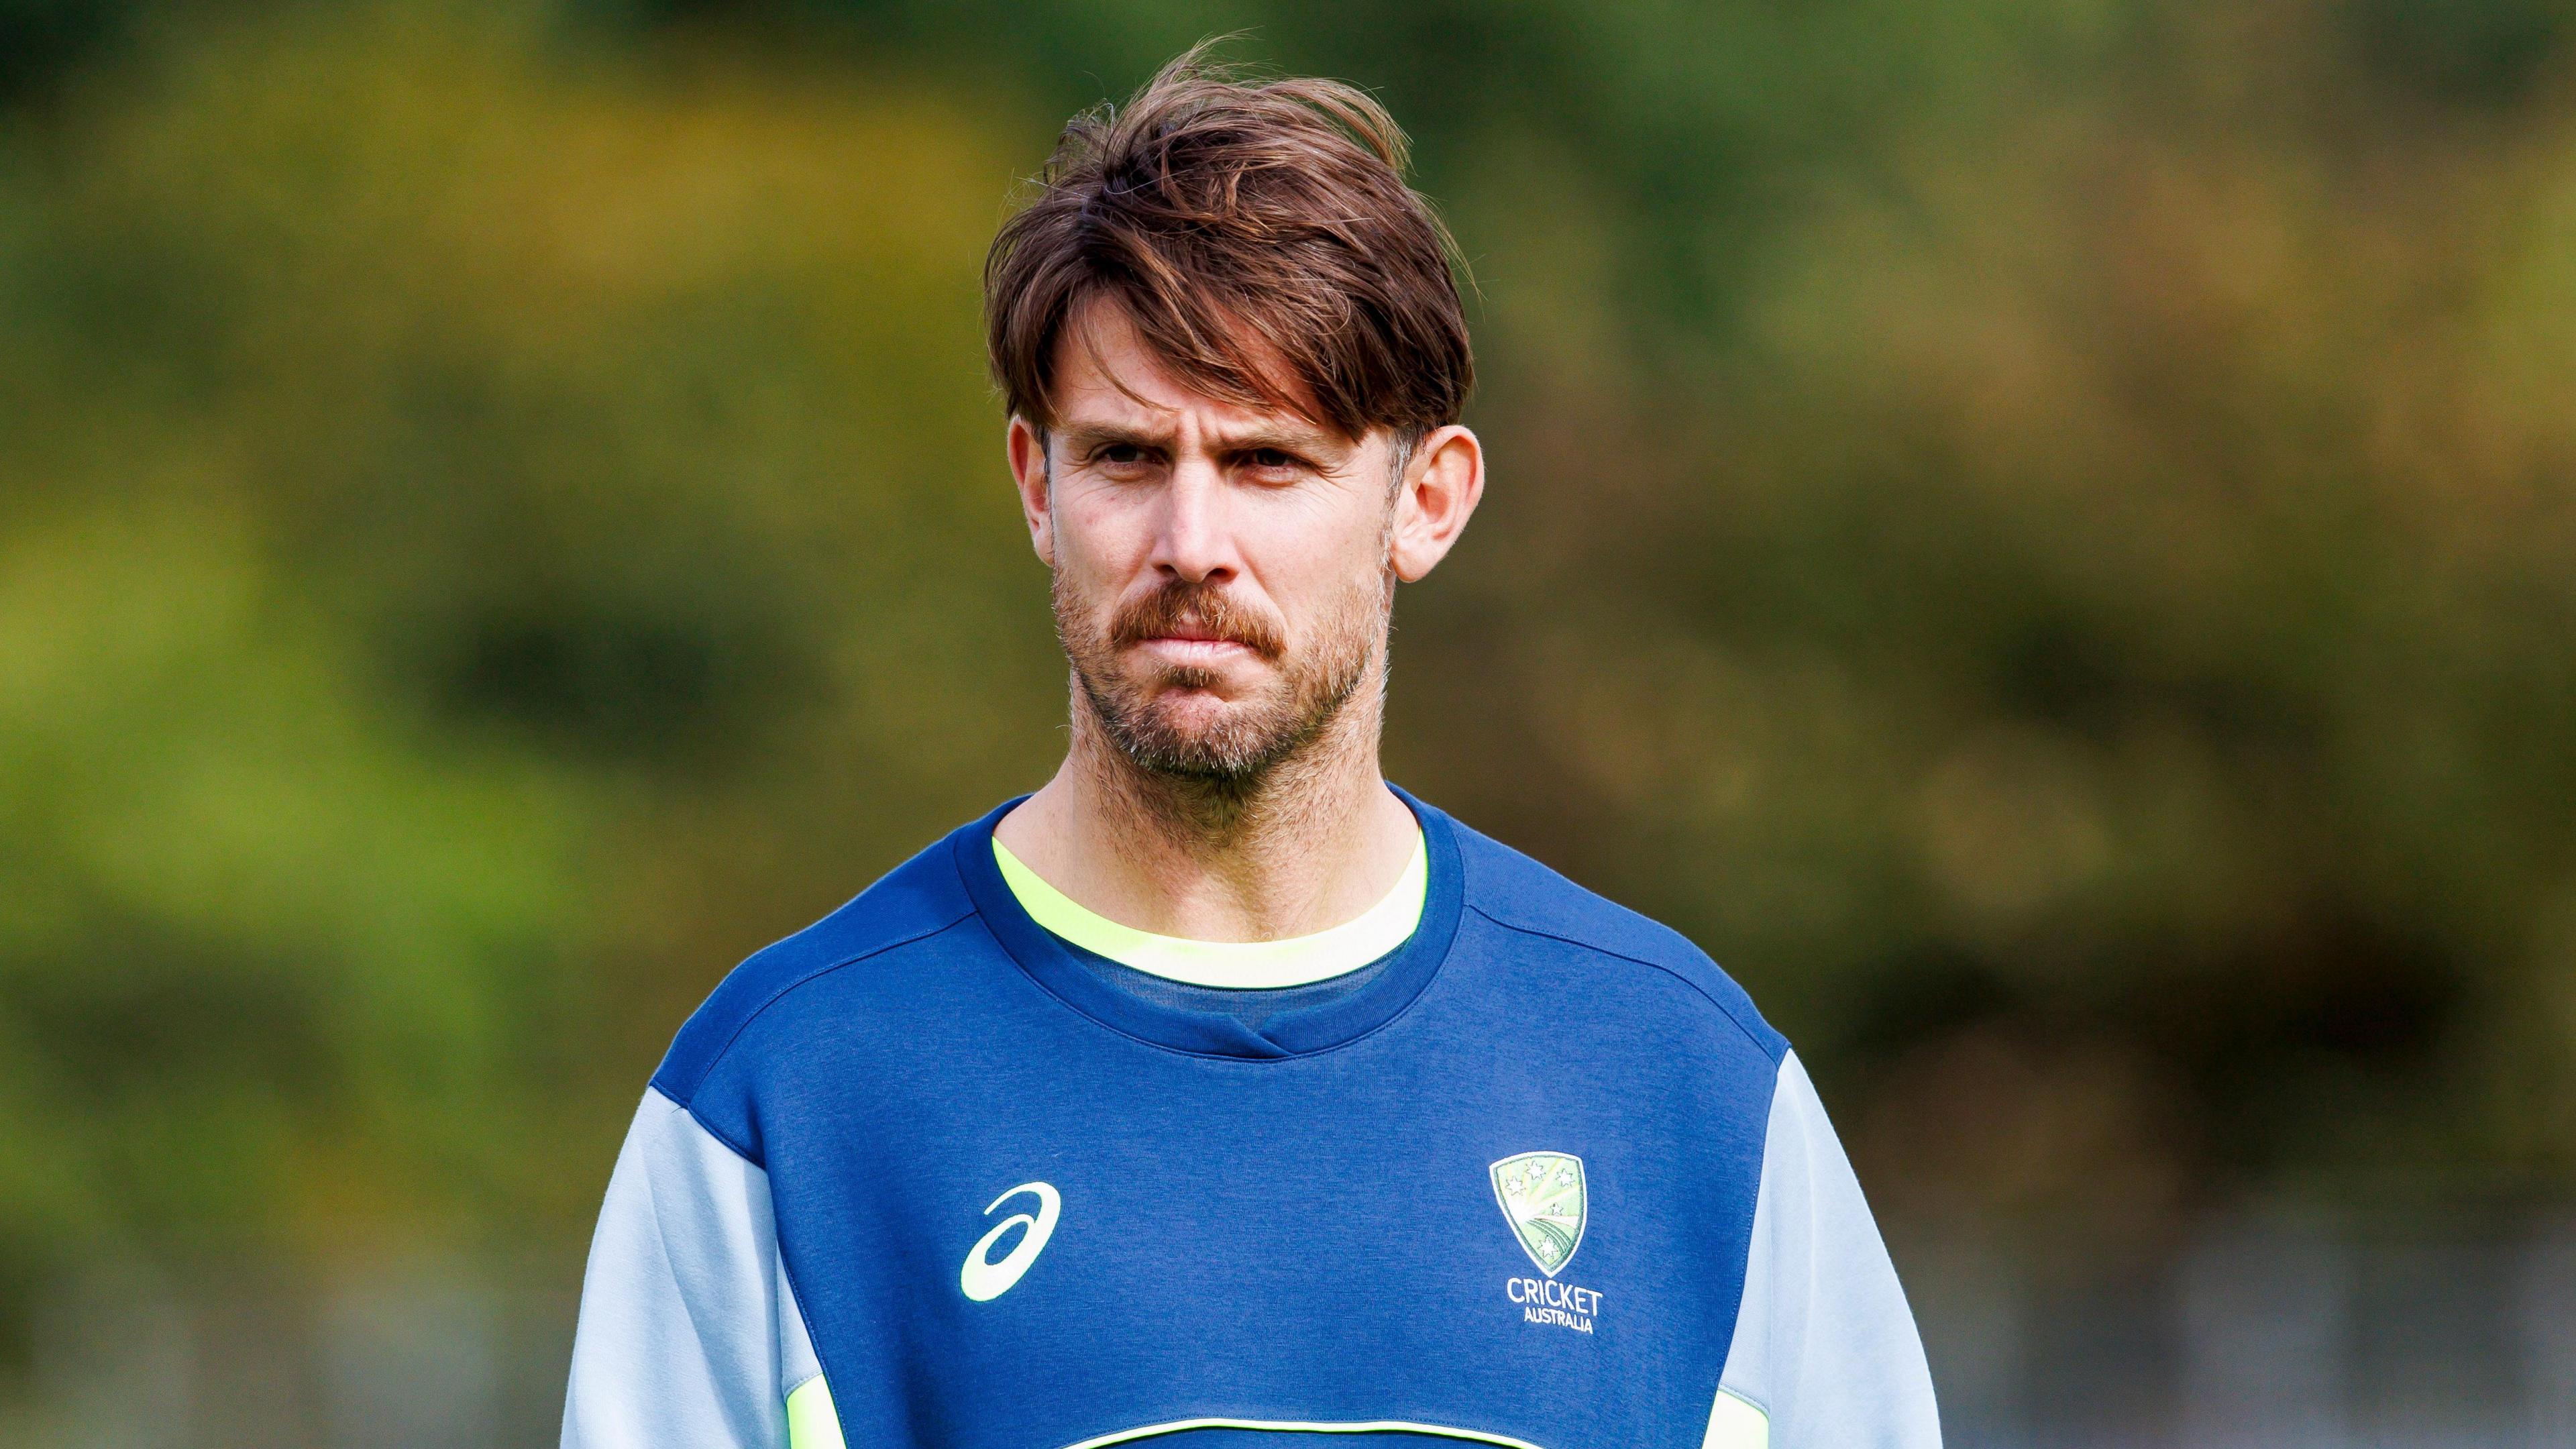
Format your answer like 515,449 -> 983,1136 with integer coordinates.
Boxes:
1055,567 -> 1388,789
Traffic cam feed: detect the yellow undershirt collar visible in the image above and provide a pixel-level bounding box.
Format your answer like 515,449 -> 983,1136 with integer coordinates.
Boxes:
991,828 -> 1428,989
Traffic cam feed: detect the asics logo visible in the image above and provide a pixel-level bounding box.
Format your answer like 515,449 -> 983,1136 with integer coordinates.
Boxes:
960,1181 -> 1060,1302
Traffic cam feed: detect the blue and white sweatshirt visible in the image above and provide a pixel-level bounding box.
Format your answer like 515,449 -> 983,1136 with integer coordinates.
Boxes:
561,791 -> 1940,1449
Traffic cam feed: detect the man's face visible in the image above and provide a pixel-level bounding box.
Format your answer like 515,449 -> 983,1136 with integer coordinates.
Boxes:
1010,302 -> 1406,785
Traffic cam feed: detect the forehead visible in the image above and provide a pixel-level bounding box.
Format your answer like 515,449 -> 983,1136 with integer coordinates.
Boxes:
1048,298 -> 1336,444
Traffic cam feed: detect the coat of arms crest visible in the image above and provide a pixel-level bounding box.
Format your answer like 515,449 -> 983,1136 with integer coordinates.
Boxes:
1489,1151 -> 1587,1277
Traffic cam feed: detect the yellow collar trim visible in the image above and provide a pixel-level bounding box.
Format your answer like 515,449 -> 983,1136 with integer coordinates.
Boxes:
991,828 -> 1427,989
1059,1420 -> 1544,1449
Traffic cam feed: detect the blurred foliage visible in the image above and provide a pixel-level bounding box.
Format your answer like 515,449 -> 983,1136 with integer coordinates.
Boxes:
0,1 -> 1069,1357
1,0 -> 2574,1365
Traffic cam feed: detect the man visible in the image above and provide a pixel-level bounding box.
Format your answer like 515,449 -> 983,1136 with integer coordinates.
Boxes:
561,53 -> 1939,1449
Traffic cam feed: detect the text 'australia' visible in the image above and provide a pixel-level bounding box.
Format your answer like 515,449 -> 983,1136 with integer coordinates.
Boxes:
1507,1275 -> 1603,1334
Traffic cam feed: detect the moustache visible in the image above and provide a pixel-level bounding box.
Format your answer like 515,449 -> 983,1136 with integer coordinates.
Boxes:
1110,582 -> 1286,661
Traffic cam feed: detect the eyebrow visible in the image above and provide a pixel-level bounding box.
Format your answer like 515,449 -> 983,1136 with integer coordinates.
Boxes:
1053,419 -> 1347,459
1216,423 -> 1344,458
1053,421 -> 1173,455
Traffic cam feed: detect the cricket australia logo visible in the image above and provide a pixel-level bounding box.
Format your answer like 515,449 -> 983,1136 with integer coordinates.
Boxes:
1491,1151 -> 1587,1274
1491,1151 -> 1603,1334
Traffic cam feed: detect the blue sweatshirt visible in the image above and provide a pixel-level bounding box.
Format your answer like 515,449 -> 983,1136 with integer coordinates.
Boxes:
561,790 -> 1941,1449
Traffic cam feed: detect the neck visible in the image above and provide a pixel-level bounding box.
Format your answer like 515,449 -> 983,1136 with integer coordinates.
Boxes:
996,667 -> 1419,943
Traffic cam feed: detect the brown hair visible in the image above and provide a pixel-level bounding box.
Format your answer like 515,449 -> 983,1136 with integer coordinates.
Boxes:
983,48 -> 1473,445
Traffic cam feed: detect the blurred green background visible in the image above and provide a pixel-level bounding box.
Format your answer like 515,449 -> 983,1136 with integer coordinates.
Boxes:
4,1 -> 2575,1444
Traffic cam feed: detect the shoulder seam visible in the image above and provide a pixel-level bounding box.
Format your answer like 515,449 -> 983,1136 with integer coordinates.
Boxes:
1466,903 -> 1786,1065
642,1081 -> 761,1171
665,908 -> 980,1116
674,1093 -> 762,1166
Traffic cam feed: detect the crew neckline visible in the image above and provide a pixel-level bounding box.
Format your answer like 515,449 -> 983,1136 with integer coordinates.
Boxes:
989,827 -> 1426,989
952,787 -> 1465,1059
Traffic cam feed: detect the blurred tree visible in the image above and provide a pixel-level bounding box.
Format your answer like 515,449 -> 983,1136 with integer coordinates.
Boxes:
0,0 -> 1066,1361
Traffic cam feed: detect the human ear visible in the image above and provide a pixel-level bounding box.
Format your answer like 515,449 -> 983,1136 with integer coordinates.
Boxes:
1007,415 -> 1055,568
1388,425 -> 1485,582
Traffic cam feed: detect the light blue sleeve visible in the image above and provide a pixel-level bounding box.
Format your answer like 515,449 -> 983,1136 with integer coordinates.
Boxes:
1707,1051 -> 1941,1449
561,1088 -> 829,1449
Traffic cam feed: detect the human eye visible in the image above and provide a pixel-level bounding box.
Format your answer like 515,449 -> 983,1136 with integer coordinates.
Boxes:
1238,446 -> 1309,481
1087,441 -> 1159,475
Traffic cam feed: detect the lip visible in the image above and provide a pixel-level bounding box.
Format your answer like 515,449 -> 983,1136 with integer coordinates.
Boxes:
1133,635 -> 1258,665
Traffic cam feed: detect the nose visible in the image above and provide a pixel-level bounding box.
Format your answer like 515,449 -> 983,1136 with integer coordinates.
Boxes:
1150,453 -> 1237,585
